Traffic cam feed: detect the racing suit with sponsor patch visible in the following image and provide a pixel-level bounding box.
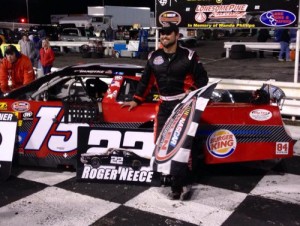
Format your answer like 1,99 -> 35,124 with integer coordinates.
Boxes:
133,46 -> 208,140
133,45 -> 208,194
0,54 -> 35,93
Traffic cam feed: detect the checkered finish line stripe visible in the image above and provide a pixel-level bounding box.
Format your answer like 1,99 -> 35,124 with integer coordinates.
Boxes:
1,155 -> 300,226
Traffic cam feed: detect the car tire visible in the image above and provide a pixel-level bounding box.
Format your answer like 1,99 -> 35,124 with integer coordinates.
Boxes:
90,157 -> 101,168
132,160 -> 142,170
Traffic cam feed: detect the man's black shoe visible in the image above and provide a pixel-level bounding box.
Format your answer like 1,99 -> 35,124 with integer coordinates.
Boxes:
167,191 -> 181,200
180,185 -> 192,201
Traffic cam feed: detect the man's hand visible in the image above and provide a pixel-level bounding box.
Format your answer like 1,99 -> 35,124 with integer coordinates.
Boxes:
121,101 -> 138,111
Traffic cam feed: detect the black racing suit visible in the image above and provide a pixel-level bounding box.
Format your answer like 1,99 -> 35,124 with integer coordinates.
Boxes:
133,45 -> 208,194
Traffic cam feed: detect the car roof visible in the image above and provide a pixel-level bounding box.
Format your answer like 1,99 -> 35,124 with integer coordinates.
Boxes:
0,63 -> 144,99
59,63 -> 144,77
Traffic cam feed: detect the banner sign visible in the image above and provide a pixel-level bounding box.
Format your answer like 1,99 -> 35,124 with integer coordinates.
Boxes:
151,81 -> 218,175
0,113 -> 18,181
77,127 -> 161,186
155,0 -> 299,28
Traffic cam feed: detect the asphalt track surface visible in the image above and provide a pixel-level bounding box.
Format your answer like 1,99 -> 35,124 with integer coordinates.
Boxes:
1,37 -> 300,226
52,37 -> 298,83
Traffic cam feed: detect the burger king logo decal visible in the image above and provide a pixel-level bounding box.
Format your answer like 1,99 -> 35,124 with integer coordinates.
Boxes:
206,129 -> 237,158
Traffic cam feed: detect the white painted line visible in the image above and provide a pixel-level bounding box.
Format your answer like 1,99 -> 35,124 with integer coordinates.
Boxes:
250,173 -> 300,205
0,187 -> 120,225
125,185 -> 247,226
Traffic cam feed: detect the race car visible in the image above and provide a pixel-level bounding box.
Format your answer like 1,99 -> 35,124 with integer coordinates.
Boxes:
80,148 -> 150,170
0,63 -> 295,169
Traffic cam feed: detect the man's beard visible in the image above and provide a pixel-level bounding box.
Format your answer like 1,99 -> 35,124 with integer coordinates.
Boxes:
161,39 -> 176,49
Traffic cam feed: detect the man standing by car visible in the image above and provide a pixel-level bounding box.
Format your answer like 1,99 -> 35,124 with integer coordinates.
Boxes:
122,22 -> 208,200
0,45 -> 35,93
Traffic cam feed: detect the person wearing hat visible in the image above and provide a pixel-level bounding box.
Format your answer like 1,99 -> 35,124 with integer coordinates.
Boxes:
122,22 -> 208,200
0,45 -> 35,93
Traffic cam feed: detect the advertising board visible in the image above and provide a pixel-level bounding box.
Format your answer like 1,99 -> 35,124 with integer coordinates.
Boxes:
156,0 -> 298,28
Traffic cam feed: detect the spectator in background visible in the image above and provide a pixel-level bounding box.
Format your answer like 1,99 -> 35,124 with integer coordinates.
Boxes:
18,34 -> 35,66
278,29 -> 291,62
32,34 -> 42,68
106,25 -> 113,41
257,29 -> 271,58
0,37 -> 3,61
0,45 -> 35,93
40,38 -> 55,75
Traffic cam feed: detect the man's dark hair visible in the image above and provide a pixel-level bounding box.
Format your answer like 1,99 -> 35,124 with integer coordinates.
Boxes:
4,45 -> 20,57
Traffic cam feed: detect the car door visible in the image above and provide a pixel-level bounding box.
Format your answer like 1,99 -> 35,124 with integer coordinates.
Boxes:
13,76 -> 102,168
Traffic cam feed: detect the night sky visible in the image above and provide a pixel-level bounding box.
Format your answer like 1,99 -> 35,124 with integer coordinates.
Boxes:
1,0 -> 155,24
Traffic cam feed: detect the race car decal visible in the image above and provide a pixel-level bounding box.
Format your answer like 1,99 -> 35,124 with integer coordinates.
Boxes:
22,111 -> 34,121
11,101 -> 30,112
0,102 -> 8,110
249,109 -> 272,121
276,142 -> 289,155
77,127 -> 160,185
206,129 -> 237,158
24,106 -> 88,152
0,112 -> 17,181
198,125 -> 293,143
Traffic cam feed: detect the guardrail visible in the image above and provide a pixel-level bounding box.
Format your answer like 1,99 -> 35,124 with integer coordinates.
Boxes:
210,78 -> 300,119
50,41 -> 115,52
224,42 -> 296,58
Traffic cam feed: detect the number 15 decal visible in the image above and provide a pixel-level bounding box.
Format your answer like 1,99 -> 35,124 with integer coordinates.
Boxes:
24,106 -> 88,152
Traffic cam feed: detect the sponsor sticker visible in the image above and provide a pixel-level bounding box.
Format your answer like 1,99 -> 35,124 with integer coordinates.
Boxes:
260,10 -> 296,27
0,102 -> 8,110
11,101 -> 30,112
276,142 -> 289,155
206,129 -> 237,158
250,109 -> 272,121
22,111 -> 34,121
159,11 -> 182,25
81,166 -> 154,183
153,56 -> 164,65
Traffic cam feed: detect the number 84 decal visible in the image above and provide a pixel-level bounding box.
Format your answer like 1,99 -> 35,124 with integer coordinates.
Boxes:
276,142 -> 289,155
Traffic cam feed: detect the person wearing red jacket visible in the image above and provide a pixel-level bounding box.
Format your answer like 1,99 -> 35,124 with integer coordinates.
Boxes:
39,38 -> 55,75
0,45 -> 35,93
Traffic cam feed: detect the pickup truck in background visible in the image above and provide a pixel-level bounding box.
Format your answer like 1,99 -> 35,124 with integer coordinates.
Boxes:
59,27 -> 99,42
58,27 -> 103,54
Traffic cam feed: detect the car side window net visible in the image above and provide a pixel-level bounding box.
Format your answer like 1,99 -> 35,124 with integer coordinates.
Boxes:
116,78 -> 159,102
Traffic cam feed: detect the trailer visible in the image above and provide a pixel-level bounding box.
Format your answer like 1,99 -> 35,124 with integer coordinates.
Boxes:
58,15 -> 92,28
88,5 -> 153,38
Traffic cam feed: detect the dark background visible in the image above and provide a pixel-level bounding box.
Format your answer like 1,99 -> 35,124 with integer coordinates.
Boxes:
1,0 -> 155,24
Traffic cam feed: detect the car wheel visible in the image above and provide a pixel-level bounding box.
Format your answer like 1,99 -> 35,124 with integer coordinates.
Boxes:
90,157 -> 101,168
132,160 -> 142,170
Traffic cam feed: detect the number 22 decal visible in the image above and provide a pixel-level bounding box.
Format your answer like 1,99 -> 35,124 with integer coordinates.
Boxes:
110,156 -> 123,164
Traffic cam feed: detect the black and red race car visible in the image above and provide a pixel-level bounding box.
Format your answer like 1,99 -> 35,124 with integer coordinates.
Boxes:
0,63 -> 296,169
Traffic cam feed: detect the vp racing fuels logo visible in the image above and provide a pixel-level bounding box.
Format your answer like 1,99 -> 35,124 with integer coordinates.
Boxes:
206,129 -> 237,158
